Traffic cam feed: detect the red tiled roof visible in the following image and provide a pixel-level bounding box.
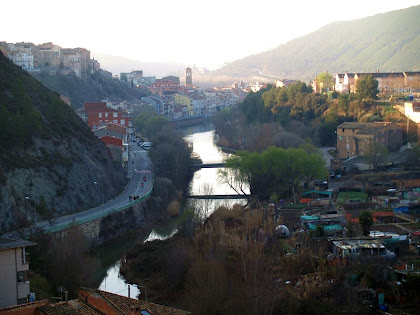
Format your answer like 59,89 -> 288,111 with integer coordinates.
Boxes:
97,290 -> 191,315
38,300 -> 100,315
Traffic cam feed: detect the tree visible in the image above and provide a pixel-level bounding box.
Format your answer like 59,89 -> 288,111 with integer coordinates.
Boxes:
356,75 -> 379,102
316,72 -> 334,93
366,141 -> 388,170
359,211 -> 373,236
221,146 -> 327,202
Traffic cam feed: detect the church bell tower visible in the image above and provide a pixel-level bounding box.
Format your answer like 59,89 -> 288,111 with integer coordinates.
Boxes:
185,67 -> 192,87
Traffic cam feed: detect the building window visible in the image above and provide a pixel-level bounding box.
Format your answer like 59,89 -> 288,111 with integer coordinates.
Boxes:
113,113 -> 118,118
105,113 -> 108,118
17,271 -> 25,282
99,113 -> 102,118
120,119 -> 125,125
21,247 -> 26,264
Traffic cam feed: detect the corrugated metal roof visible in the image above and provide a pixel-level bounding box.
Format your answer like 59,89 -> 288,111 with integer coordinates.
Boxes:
0,237 -> 36,251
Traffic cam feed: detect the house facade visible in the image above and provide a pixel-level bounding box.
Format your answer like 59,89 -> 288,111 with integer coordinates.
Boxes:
62,48 -> 91,78
404,102 -> 420,144
0,237 -> 36,308
8,51 -> 34,70
334,72 -> 420,94
149,78 -> 181,96
84,102 -> 127,128
32,42 -> 61,68
336,122 -> 403,159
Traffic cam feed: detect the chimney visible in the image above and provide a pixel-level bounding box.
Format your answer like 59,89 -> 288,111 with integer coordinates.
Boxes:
131,305 -> 141,315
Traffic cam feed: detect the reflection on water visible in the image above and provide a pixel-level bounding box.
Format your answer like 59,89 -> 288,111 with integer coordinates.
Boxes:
144,227 -> 178,243
93,232 -> 145,298
98,260 -> 139,298
185,129 -> 248,213
97,124 -> 248,296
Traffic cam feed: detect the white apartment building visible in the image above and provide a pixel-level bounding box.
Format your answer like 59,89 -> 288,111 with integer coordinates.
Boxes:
8,51 -> 34,69
0,237 -> 36,307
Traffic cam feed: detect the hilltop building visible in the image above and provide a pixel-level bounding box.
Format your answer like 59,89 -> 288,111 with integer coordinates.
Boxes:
334,72 -> 420,94
119,70 -> 156,87
0,41 -> 98,78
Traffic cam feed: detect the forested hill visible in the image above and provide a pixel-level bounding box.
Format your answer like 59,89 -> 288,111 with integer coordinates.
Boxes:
0,53 -> 126,233
211,5 -> 420,82
30,70 -> 148,109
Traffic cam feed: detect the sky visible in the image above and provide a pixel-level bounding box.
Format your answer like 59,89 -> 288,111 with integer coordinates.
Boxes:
2,0 -> 420,70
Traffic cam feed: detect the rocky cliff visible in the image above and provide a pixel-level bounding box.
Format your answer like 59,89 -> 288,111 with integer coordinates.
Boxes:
0,53 -> 126,233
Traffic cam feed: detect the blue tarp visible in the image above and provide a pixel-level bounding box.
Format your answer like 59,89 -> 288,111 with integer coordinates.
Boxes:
300,215 -> 320,221
394,206 -> 409,213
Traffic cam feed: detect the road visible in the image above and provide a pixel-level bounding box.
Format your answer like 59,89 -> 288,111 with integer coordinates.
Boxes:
318,147 -> 335,169
37,140 -> 152,232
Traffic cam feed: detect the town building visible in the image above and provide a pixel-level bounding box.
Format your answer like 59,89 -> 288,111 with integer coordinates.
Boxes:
0,237 -> 36,308
31,42 -> 61,68
149,77 -> 181,96
141,95 -> 164,115
275,79 -> 297,88
336,122 -> 403,159
93,123 -> 129,167
7,51 -> 34,70
84,102 -> 128,128
185,67 -> 192,87
330,238 -> 397,262
61,48 -> 91,78
100,135 -> 124,166
120,70 -> 144,86
334,72 -> 420,94
403,102 -> 420,144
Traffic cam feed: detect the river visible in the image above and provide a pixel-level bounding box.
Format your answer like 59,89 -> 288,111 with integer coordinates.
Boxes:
95,123 -> 247,298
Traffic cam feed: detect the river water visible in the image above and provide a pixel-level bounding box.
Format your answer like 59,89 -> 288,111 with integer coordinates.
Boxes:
95,124 -> 247,298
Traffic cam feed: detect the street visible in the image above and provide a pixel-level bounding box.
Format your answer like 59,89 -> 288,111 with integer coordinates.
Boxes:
38,140 -> 152,232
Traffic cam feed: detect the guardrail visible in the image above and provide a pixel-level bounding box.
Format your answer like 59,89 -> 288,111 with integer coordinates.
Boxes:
44,187 -> 153,234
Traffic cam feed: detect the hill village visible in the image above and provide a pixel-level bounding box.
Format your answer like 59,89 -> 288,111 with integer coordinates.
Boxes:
1,41 -> 420,313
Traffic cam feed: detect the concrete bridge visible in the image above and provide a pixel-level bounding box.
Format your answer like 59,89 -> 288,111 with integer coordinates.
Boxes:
187,194 -> 249,199
170,115 -> 204,129
191,162 -> 226,168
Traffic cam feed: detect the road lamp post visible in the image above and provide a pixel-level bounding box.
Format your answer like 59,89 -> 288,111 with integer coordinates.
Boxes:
93,181 -> 104,204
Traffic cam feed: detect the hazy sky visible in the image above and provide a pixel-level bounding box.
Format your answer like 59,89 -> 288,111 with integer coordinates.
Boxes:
3,0 -> 420,70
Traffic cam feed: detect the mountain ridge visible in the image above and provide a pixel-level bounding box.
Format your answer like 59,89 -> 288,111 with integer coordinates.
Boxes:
208,5 -> 420,83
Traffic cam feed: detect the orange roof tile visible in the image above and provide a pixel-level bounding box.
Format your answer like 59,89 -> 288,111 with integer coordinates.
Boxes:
38,299 -> 101,315
97,290 -> 191,315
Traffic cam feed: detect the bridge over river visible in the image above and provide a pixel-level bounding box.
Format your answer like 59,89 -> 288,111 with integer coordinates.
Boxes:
191,162 -> 226,168
187,194 -> 249,199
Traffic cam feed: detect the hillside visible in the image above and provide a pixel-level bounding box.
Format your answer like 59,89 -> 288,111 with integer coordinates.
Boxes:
210,5 -> 420,83
30,70 -> 148,109
0,54 -> 126,233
